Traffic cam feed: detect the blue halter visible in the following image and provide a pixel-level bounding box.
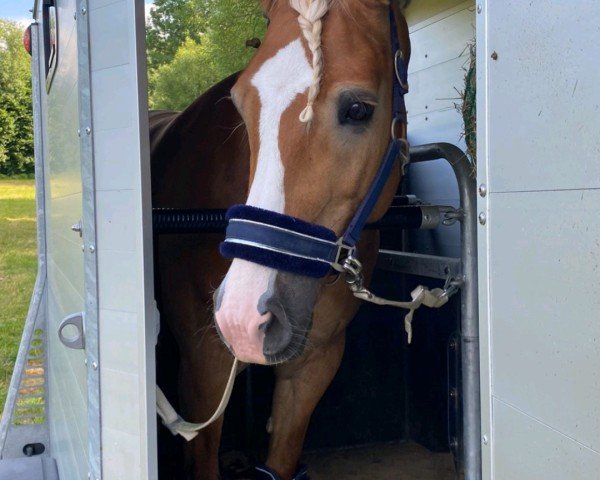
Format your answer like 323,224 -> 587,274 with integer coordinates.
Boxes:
220,7 -> 409,279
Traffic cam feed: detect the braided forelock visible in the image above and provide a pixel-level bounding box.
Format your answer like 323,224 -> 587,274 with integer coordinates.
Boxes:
288,0 -> 331,123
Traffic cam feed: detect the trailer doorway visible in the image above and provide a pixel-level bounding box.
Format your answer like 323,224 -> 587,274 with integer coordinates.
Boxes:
153,1 -> 477,479
2,1 -> 478,479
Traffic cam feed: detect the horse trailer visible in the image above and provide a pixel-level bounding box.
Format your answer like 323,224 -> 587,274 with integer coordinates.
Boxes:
1,0 -> 599,479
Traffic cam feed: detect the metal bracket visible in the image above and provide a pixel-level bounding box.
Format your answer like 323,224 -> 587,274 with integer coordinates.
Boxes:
377,250 -> 462,281
58,313 -> 85,350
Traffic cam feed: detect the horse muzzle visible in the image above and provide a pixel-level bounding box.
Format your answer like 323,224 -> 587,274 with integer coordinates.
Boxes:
214,264 -> 319,365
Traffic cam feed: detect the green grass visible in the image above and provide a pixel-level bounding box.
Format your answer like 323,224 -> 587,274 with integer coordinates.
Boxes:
0,179 -> 37,411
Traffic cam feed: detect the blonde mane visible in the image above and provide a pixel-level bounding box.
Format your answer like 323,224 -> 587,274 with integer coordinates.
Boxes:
288,0 -> 331,123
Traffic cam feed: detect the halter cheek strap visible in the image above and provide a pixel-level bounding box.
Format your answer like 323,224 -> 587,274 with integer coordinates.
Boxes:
220,6 -> 409,278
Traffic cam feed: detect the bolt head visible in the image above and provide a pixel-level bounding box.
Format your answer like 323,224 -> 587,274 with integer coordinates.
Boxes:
491,51 -> 498,61
81,7 -> 87,14
478,212 -> 487,225
85,127 -> 91,135
92,361 -> 98,370
89,244 -> 95,253
483,435 -> 489,445
477,4 -> 482,13
478,184 -> 487,197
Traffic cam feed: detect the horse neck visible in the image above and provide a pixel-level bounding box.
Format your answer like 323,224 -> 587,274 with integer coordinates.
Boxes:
151,73 -> 250,209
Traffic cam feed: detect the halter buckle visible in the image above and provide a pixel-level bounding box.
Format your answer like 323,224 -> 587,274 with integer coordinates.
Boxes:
332,240 -> 356,273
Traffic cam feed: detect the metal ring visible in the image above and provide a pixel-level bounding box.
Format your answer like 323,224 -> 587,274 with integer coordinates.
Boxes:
394,50 -> 410,92
391,117 -> 399,140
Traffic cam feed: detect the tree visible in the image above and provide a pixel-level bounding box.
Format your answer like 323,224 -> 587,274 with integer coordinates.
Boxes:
149,0 -> 266,110
0,19 -> 33,176
146,0 -> 210,71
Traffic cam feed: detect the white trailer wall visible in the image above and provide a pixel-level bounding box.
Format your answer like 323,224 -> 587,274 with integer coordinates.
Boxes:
88,1 -> 156,479
477,1 -> 600,478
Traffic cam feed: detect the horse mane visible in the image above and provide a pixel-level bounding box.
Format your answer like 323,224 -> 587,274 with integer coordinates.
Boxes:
280,0 -> 409,123
288,0 -> 330,123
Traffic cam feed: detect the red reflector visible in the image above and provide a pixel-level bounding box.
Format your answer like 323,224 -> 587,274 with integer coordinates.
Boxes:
23,25 -> 32,56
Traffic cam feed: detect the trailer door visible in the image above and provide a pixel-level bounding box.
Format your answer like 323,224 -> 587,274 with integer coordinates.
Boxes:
38,0 -> 91,478
477,2 -> 600,478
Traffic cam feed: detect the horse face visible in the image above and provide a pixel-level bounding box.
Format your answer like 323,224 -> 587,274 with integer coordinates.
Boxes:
215,0 -> 406,365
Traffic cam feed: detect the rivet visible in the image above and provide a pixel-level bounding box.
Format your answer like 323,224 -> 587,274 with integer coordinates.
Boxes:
483,435 -> 489,445
77,129 -> 81,137
85,127 -> 91,135
491,51 -> 498,61
477,4 -> 482,13
478,212 -> 487,225
81,7 -> 87,15
89,244 -> 95,253
478,184 -> 487,197
92,362 -> 98,370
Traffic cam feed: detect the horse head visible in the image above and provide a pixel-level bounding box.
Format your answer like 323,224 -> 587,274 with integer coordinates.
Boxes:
214,0 -> 410,365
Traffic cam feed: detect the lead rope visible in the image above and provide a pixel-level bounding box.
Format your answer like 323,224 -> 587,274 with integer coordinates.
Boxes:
156,358 -> 238,441
343,256 -> 460,343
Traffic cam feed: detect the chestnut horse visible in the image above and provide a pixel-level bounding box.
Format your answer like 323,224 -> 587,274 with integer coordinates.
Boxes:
151,1 -> 410,479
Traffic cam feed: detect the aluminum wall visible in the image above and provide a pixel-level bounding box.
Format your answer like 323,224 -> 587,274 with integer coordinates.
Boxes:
477,1 -> 600,478
41,0 -> 90,477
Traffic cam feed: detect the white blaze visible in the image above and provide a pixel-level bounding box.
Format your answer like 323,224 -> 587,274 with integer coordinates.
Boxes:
247,39 -> 313,212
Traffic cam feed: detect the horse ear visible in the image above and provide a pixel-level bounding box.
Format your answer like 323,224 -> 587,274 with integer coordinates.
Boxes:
261,0 -> 275,14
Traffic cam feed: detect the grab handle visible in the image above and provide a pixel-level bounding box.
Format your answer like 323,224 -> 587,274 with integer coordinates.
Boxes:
58,312 -> 85,350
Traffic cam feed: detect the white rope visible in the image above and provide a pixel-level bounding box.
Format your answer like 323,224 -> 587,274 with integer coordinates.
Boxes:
289,0 -> 330,123
353,285 -> 450,344
156,358 -> 239,441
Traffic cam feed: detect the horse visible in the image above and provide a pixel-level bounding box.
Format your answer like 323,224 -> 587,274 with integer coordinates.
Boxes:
150,1 -> 411,479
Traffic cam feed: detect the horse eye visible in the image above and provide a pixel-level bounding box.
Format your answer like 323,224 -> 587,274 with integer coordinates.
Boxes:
339,100 -> 374,125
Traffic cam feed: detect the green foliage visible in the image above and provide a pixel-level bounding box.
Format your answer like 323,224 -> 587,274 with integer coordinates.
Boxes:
146,0 -> 209,71
147,0 -> 266,111
461,43 -> 476,166
0,20 -> 34,176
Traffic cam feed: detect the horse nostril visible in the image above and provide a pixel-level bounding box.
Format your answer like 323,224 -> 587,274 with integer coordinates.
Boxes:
261,311 -> 293,356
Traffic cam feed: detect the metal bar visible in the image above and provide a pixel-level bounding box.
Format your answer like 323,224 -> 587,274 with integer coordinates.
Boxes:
410,143 -> 481,480
76,2 -> 102,478
152,204 -> 449,235
0,22 -> 49,459
377,250 -> 461,280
